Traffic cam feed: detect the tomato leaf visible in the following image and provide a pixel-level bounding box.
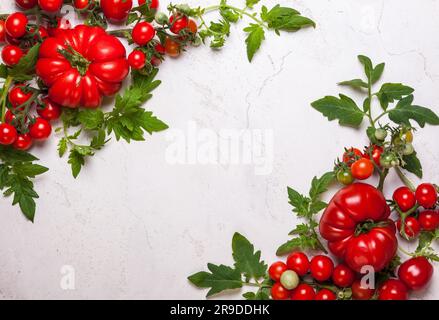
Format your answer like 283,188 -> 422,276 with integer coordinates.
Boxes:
244,24 -> 265,62
246,0 -> 260,9
260,5 -> 315,32
232,232 -> 267,280
78,109 -> 105,130
8,44 -> 40,81
338,79 -> 368,90
309,171 -> 335,201
377,83 -> 414,111
388,97 -> 439,127
402,151 -> 423,179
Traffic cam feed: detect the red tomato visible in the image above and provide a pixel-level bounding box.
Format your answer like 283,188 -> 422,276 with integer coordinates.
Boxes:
36,26 -> 49,40
169,14 -> 189,34
364,145 -> 383,166
418,210 -> 439,231
151,56 -> 161,67
351,279 -> 375,300
132,22 -> 155,46
13,133 -> 33,150
398,257 -> 433,291
290,283 -> 315,300
38,97 -> 62,121
48,17 -> 71,37
0,123 -> 18,145
320,183 -> 397,273
74,0 -> 91,9
396,216 -> 420,239
343,148 -> 363,166
128,50 -> 146,70
415,183 -> 438,209
0,20 -> 6,43
271,282 -> 290,300
38,0 -> 63,12
5,12 -> 28,38
155,43 -> 165,54
378,279 -> 408,300
29,117 -> 52,140
351,158 -> 374,180
315,289 -> 336,300
2,45 -> 23,66
332,264 -> 355,288
393,186 -> 416,212
8,85 -> 33,109
138,0 -> 159,9
5,110 -> 17,124
101,0 -> 133,22
16,0 -> 38,9
164,37 -> 180,58
268,261 -> 287,282
36,25 -> 129,108
310,255 -> 334,282
286,252 -> 310,276
188,19 -> 198,33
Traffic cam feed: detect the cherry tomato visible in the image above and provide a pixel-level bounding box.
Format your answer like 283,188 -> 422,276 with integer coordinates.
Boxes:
2,45 -> 23,66
38,0 -> 63,12
393,186 -> 416,212
310,255 -> 334,282
286,252 -> 310,276
315,289 -> 336,300
29,117 -> 52,140
5,13 -> 28,39
364,145 -> 383,167
337,169 -> 354,185
32,26 -> 49,40
48,17 -> 71,37
16,0 -> 38,9
290,283 -> 316,300
138,0 -> 159,9
351,158 -> 374,180
374,128 -> 387,141
155,43 -> 165,54
351,279 -> 375,300
332,264 -> 355,288
188,19 -> 198,33
150,56 -> 161,67
101,0 -> 133,22
38,97 -> 62,121
74,0 -> 91,10
418,210 -> 439,231
8,85 -> 33,109
5,33 -> 20,46
13,133 -> 32,150
398,257 -> 433,291
128,50 -> 146,70
396,217 -> 420,239
0,20 -> 6,43
164,37 -> 180,58
169,14 -> 189,34
132,22 -> 155,46
415,183 -> 438,209
280,270 -> 299,290
378,279 -> 408,300
268,261 -> 287,282
343,148 -> 363,166
5,110 -> 17,124
271,282 -> 290,300
0,123 -> 18,145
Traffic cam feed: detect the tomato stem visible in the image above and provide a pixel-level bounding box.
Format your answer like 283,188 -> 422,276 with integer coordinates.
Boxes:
202,4 -> 269,28
394,166 -> 416,192
0,76 -> 13,123
377,168 -> 389,192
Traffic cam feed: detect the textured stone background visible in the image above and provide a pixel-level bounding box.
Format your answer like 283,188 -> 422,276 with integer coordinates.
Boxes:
0,0 -> 438,299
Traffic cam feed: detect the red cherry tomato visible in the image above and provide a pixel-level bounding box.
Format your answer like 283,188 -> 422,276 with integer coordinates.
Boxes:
398,257 -> 433,291
310,255 -> 334,282
0,20 -> 6,43
286,252 -> 310,276
38,97 -> 62,121
8,85 -> 33,109
268,261 -> 287,282
351,158 -> 374,180
48,17 -> 71,37
315,289 -> 336,300
38,0 -> 63,12
364,145 -> 383,166
332,264 -> 355,288
418,210 -> 439,231
393,186 -> 416,212
378,279 -> 408,300
0,123 -> 18,145
138,0 -> 159,9
128,50 -> 146,70
343,147 -> 363,166
271,282 -> 290,300
2,45 -> 23,66
73,0 -> 91,10
13,133 -> 33,150
290,283 -> 316,300
169,14 -> 189,34
16,0 -> 38,9
164,37 -> 180,58
35,26 -> 49,40
5,110 -> 17,124
188,19 -> 198,34
351,279 -> 375,300
5,12 -> 28,39
101,0 -> 133,22
415,183 -> 438,209
396,216 -> 420,239
155,43 -> 165,54
29,117 -> 52,140
132,22 -> 155,46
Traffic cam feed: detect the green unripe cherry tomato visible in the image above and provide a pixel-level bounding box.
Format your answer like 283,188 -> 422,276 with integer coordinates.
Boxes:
375,128 -> 388,141
155,12 -> 168,25
280,270 -> 300,290
381,152 -> 399,169
403,143 -> 414,156
337,169 -> 354,185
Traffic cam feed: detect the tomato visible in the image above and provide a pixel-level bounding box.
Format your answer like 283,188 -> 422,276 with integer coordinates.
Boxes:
0,123 -> 18,145
418,210 -> 439,231
403,143 -> 414,156
398,257 -> 433,291
364,145 -> 383,167
5,110 -> 17,124
48,17 -> 71,37
74,0 -> 91,10
271,282 -> 290,300
280,270 -> 299,290
33,26 -> 49,40
415,183 -> 438,209
5,13 -> 28,39
315,289 -> 336,300
378,279 -> 408,300
351,158 -> 374,180
169,14 -> 189,34
337,169 -> 354,186
380,152 -> 400,169
155,43 -> 165,55
29,117 -> 52,140
101,0 -> 133,22
188,19 -> 198,34
2,45 -> 23,66
268,261 -> 287,282
36,25 -> 129,108
128,50 -> 146,70
38,0 -> 63,12
374,128 -> 387,141
0,20 -> 6,43
138,0 -> 159,9
332,264 -> 355,288
13,133 -> 32,150
132,22 -> 155,46
396,217 -> 420,239
290,283 -> 315,300
286,252 -> 310,276
351,279 -> 375,300
9,86 -> 33,109
38,97 -> 62,121
393,186 -> 416,212
16,0 -> 38,9
343,148 -> 363,166
400,130 -> 414,143
151,56 -> 161,67
310,255 -> 334,282
320,183 -> 397,273
164,37 -> 180,58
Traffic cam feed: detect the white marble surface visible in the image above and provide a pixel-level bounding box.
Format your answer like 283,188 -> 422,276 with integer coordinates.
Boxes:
1,0 -> 439,299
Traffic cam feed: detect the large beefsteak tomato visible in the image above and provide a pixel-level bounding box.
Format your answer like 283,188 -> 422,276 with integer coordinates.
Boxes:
319,183 -> 397,273
36,25 -> 129,108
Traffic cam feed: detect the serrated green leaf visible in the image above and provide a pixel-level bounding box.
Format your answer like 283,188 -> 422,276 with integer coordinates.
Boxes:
261,5 -> 314,32
338,79 -> 368,90
287,187 -> 310,217
232,232 -> 267,279
58,138 -> 68,157
246,0 -> 260,9
68,150 -> 85,179
276,236 -> 319,255
372,63 -> 385,83
402,152 -> 423,178
388,95 -> 439,127
244,24 -> 265,62
13,164 -> 48,177
377,83 -> 414,110
358,55 -> 373,81
78,109 -> 105,130
220,7 -> 240,23
309,172 -> 335,201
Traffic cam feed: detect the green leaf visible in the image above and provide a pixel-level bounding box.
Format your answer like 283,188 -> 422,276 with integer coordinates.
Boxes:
220,7 -> 240,23
372,63 -> 385,83
338,79 -> 368,90
261,5 -> 314,32
358,55 -> 373,81
366,126 -> 380,145
309,172 -> 335,201
0,64 -> 8,79
246,0 -> 260,9
244,24 -> 265,62
311,94 -> 364,127
388,95 -> 439,127
58,138 -> 68,157
232,232 -> 267,280
13,164 -> 48,177
276,236 -> 320,255
377,83 -> 414,110
287,187 -> 310,217
0,146 -> 38,163
8,44 -> 41,81
402,152 -> 423,179
68,150 -> 85,179
78,109 -> 105,130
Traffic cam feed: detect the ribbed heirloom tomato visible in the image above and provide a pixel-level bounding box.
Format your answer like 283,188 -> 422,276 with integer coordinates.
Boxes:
319,183 -> 397,272
36,25 -> 129,108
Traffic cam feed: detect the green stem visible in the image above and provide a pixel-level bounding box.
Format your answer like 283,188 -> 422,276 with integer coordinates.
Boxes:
0,76 -> 13,123
312,228 -> 328,254
203,5 -> 268,28
367,78 -> 374,127
398,246 -> 414,257
373,111 -> 389,124
395,166 -> 416,192
377,168 -> 389,192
